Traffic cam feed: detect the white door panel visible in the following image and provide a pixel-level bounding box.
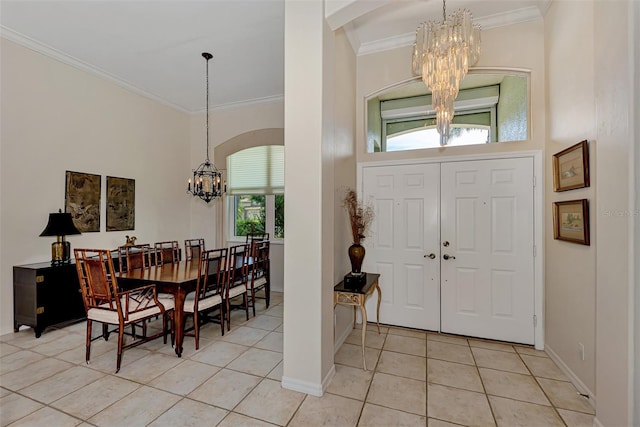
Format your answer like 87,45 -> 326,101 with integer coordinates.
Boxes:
362,164 -> 440,331
441,158 -> 534,344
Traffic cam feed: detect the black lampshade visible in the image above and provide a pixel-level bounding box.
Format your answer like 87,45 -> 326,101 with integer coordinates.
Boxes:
39,210 -> 81,237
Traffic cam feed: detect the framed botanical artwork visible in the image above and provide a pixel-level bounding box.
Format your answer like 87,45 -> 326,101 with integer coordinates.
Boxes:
65,171 -> 101,232
553,140 -> 589,192
553,199 -> 590,245
106,176 -> 135,231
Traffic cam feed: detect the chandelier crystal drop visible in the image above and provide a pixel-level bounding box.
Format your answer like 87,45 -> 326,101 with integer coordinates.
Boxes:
412,0 -> 481,145
187,52 -> 224,203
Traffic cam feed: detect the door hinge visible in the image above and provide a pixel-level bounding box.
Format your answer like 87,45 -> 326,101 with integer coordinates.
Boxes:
36,275 -> 44,283
533,315 -> 537,327
36,307 -> 45,314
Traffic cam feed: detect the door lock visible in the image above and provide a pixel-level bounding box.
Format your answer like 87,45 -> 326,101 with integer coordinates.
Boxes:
443,254 -> 456,260
424,253 -> 436,259
442,241 -> 450,247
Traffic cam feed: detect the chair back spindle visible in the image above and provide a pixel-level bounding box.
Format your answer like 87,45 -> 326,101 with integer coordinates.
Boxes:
185,238 -> 205,261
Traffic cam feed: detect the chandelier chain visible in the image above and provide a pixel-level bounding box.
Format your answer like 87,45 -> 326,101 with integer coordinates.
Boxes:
205,54 -> 210,163
442,0 -> 446,22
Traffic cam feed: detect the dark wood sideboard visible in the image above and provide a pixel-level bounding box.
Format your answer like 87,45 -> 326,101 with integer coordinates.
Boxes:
13,261 -> 85,337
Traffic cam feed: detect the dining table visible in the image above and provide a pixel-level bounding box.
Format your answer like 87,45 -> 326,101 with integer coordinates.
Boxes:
117,259 -> 200,357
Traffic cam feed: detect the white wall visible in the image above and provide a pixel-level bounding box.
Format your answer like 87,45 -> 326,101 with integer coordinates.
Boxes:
0,39 -> 191,336
544,0 -> 597,396
282,0 -> 334,396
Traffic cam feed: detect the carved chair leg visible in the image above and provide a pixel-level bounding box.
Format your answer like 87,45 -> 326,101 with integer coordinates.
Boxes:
265,281 -> 270,308
194,311 -> 200,350
116,325 -> 125,374
86,319 -> 93,364
251,286 -> 256,317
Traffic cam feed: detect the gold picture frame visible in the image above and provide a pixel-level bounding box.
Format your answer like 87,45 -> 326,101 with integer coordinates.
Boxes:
65,171 -> 101,232
553,199 -> 590,245
552,140 -> 589,192
106,176 -> 135,231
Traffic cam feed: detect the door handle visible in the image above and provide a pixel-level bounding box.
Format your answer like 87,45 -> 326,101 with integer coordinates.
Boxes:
443,254 -> 456,260
424,253 -> 436,259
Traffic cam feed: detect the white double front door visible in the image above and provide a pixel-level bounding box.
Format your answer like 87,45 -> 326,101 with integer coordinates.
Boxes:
362,157 -> 535,344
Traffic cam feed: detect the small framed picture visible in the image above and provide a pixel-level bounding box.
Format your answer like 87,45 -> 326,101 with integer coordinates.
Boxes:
553,140 -> 589,192
553,199 -> 590,245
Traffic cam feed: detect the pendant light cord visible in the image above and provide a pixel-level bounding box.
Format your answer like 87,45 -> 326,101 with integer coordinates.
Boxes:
203,52 -> 212,163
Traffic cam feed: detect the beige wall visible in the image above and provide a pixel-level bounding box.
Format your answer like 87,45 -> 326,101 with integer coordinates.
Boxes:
592,0 -> 635,424
546,2 -> 636,423
356,20 -> 546,164
544,0 -> 597,396
0,39 -> 191,336
331,27 -> 358,354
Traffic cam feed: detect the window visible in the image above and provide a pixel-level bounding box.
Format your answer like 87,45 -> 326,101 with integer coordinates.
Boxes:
227,146 -> 284,240
387,125 -> 490,151
367,74 -> 529,152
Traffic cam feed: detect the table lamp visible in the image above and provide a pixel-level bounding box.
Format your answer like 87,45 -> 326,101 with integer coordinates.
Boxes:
39,209 -> 81,264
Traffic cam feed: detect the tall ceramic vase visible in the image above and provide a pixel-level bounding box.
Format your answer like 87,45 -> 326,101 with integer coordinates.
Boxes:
348,243 -> 365,275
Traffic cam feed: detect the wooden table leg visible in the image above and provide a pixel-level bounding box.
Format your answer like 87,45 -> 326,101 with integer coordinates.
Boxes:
353,306 -> 357,328
376,283 -> 381,334
360,302 -> 368,371
173,290 -> 186,357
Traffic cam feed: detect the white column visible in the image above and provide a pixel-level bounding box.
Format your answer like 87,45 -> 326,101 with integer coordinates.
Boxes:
282,0 -> 336,396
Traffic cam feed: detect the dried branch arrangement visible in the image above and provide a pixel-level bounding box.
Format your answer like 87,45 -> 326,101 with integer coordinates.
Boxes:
343,188 -> 375,245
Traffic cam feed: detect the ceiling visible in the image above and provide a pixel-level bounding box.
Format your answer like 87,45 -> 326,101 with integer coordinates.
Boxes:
0,0 -> 549,114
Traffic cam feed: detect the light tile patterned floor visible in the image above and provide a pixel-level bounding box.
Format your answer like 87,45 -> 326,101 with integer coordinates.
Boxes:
0,291 -> 595,426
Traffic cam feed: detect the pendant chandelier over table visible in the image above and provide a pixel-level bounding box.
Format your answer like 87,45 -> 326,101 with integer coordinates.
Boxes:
187,52 -> 224,203
412,0 -> 481,146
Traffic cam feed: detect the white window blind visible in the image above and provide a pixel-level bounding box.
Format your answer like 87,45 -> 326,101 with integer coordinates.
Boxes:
227,145 -> 284,195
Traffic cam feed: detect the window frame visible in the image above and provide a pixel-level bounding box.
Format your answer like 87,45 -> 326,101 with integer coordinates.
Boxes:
227,193 -> 284,243
381,106 -> 497,151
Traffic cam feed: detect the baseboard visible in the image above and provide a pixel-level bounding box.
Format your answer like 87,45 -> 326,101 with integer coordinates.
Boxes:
545,344 -> 596,409
281,365 -> 335,397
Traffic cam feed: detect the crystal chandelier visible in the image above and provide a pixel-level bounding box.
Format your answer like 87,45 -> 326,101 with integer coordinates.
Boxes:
187,52 -> 224,203
412,0 -> 481,145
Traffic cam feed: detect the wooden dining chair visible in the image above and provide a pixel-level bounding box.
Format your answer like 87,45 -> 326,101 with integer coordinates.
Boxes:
117,244 -> 152,273
245,232 -> 269,245
249,240 -> 271,315
74,248 -> 174,373
226,244 -> 251,331
154,241 -> 180,265
183,248 -> 227,349
184,238 -> 205,261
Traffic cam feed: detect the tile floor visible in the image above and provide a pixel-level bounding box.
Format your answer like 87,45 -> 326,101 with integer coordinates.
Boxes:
0,292 -> 595,426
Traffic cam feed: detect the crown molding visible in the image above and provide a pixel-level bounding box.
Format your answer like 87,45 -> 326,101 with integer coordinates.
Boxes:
195,95 -> 285,115
353,6 -> 543,56
1,26 -> 191,114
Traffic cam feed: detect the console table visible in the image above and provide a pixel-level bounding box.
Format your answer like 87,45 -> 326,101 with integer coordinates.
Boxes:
334,273 -> 381,370
13,261 -> 85,337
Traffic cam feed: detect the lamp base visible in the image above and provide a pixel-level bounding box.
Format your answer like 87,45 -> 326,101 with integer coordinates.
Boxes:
51,240 -> 71,265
